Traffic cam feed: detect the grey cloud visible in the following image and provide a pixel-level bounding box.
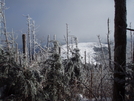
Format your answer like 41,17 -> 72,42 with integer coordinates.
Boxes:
5,0 -> 134,45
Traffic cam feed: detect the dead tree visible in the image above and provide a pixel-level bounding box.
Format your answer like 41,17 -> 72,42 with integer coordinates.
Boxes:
47,35 -> 50,48
133,31 -> 134,63
107,18 -> 112,69
15,43 -> 18,63
22,34 -> 27,59
27,15 -> 32,62
98,35 -> 106,66
113,0 -> 127,101
53,34 -> 56,40
125,27 -> 134,63
84,51 -> 86,66
66,23 -> 69,59
129,23 -> 133,62
74,37 -> 78,48
0,0 -> 10,51
31,21 -> 36,60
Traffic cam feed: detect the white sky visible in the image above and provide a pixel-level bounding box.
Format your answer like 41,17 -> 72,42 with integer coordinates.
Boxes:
4,0 -> 134,45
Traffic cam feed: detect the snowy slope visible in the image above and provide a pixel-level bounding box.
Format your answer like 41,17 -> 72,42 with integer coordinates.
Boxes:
61,42 -> 108,64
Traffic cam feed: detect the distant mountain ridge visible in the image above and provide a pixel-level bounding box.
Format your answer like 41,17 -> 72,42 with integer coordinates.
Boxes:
61,42 -> 108,64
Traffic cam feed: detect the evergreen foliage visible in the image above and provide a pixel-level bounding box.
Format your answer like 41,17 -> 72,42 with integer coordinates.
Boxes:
0,47 -> 83,101
1,1 -> 134,101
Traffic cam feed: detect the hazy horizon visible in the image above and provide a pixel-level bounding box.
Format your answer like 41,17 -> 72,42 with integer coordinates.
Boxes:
4,0 -> 134,46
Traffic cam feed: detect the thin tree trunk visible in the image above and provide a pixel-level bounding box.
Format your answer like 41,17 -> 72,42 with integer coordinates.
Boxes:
32,21 -> 35,60
107,18 -> 112,69
84,51 -> 86,66
0,0 -> 10,51
47,35 -> 50,48
66,23 -> 69,59
133,31 -> 134,63
113,0 -> 127,101
129,23 -> 133,62
16,43 -> 18,63
22,34 -> 27,59
27,15 -> 32,62
98,35 -> 106,66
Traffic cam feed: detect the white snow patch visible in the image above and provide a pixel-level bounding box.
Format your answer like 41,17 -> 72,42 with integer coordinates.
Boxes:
61,42 -> 108,64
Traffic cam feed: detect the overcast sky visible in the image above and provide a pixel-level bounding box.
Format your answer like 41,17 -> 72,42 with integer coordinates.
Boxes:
4,0 -> 134,45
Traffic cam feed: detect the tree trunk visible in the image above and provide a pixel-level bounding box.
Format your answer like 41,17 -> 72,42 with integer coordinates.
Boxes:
113,0 -> 127,101
107,18 -> 112,69
22,34 -> 27,59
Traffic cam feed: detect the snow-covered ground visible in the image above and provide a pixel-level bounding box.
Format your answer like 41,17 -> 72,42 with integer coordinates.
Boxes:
75,94 -> 112,101
61,42 -> 108,64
